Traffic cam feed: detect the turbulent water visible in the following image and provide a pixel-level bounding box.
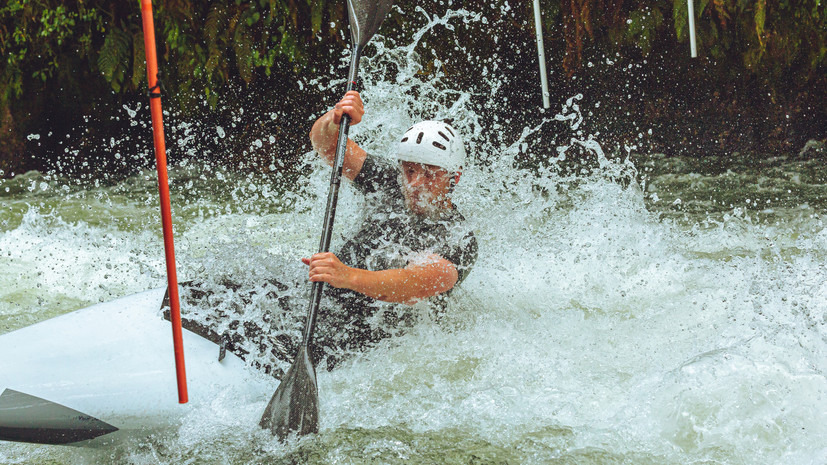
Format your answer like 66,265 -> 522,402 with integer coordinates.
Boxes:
3,8 -> 827,465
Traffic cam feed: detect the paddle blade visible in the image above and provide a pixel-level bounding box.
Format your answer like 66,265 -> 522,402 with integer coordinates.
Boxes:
259,346 -> 319,439
347,0 -> 394,47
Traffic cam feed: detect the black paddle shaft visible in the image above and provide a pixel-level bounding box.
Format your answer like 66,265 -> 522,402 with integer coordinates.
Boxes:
301,44 -> 363,346
260,0 -> 392,438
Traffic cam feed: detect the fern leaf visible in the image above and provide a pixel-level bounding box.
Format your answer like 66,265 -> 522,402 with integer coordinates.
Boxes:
269,0 -> 278,19
97,27 -> 131,90
288,0 -> 299,28
131,30 -> 145,90
697,0 -> 711,16
233,26 -> 254,83
713,0 -> 728,30
228,6 -> 242,38
310,0 -> 323,36
206,49 -> 220,77
755,0 -> 766,49
580,0 -> 593,38
165,0 -> 193,20
673,0 -> 687,40
204,4 -> 226,45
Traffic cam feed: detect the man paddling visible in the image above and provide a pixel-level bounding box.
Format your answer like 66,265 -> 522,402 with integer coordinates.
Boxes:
305,90 -> 478,365
182,91 -> 477,373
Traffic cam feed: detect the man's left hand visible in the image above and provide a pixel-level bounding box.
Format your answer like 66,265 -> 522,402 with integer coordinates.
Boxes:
301,252 -> 354,289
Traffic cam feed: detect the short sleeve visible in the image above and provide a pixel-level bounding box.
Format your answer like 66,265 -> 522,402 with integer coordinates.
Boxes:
353,155 -> 399,195
436,230 -> 478,285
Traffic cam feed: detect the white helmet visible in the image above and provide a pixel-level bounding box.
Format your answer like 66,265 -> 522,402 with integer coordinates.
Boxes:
396,121 -> 466,173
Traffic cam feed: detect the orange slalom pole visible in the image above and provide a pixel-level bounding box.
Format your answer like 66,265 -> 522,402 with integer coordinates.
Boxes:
140,0 -> 188,403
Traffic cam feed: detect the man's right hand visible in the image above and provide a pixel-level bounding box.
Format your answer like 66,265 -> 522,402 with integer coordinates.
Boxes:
331,91 -> 364,126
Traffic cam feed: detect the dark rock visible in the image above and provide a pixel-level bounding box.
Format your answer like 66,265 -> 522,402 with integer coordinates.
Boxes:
798,139 -> 826,160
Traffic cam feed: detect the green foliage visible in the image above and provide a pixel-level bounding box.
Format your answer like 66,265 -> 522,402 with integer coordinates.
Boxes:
131,30 -> 146,90
625,6 -> 664,55
0,0 -> 344,112
0,0 -> 824,118
97,25 -> 132,92
548,0 -> 825,83
0,0 -> 103,103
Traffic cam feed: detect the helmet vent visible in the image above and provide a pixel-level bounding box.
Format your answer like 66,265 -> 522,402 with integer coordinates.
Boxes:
432,141 -> 447,151
401,137 -> 408,142
438,131 -> 450,141
444,126 -> 455,137
416,132 -> 424,144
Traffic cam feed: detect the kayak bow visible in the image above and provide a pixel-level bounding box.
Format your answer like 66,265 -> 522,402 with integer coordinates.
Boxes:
0,289 -> 276,447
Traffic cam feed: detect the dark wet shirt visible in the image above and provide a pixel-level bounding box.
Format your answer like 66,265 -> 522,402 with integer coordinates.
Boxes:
184,155 -> 478,375
335,155 -> 477,285
316,155 -> 478,357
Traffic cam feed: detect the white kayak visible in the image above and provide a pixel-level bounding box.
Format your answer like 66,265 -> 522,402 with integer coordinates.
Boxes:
0,288 -> 278,447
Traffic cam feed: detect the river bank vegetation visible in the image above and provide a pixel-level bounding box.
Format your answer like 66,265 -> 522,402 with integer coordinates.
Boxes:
1,0 -> 825,179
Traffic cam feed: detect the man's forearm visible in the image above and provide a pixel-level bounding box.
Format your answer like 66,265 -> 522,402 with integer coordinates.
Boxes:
347,262 -> 459,304
309,111 -> 366,181
309,111 -> 339,163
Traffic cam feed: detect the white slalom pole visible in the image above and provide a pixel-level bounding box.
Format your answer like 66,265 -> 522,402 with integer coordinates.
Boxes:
687,0 -> 697,57
532,0 -> 550,108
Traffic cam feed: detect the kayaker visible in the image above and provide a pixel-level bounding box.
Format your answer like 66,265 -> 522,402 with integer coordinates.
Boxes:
184,91 -> 477,374
306,90 -> 478,365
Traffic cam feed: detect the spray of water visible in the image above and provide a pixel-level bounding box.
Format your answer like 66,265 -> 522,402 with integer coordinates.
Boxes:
1,5 -> 826,465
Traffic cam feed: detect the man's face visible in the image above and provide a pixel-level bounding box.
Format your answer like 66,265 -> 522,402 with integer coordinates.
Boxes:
400,161 -> 453,217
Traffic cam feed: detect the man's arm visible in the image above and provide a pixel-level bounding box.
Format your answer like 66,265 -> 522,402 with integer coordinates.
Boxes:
302,252 -> 459,304
309,91 -> 367,182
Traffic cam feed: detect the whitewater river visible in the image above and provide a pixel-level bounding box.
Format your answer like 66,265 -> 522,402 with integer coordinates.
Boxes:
2,10 -> 827,465
2,136 -> 827,465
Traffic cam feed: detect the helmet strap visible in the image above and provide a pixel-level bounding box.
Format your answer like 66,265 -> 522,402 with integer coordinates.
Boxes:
448,172 -> 460,193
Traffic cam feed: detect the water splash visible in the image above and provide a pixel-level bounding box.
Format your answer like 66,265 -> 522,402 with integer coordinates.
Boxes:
2,5 -> 826,465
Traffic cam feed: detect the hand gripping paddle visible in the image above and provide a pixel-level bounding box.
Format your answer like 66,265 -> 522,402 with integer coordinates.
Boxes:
259,0 -> 394,440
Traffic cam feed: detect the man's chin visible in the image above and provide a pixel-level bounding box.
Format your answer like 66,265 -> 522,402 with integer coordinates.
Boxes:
405,199 -> 440,218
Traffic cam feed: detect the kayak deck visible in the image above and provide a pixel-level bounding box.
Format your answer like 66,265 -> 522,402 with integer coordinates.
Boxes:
0,288 -> 277,446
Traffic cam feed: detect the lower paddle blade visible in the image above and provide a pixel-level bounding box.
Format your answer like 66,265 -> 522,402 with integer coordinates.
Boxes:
259,345 -> 319,439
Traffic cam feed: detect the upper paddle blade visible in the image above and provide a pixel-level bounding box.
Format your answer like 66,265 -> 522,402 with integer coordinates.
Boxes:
259,345 -> 319,439
347,0 -> 394,47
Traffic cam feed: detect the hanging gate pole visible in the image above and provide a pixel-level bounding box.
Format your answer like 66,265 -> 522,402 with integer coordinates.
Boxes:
687,0 -> 698,57
532,0 -> 550,108
139,0 -> 188,404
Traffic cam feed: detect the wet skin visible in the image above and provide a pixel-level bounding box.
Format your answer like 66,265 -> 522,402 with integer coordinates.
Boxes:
305,91 -> 460,304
